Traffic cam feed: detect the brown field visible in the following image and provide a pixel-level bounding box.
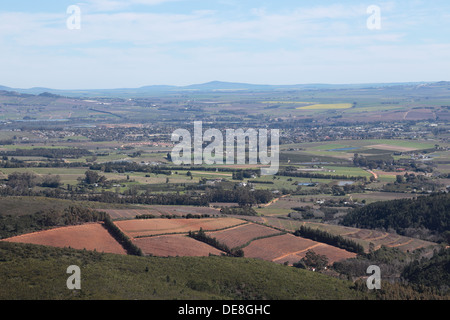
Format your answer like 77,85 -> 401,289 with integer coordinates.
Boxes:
366,144 -> 417,152
243,233 -> 356,265
258,217 -> 438,253
404,109 -> 436,121
206,223 -> 282,249
101,206 -> 220,219
133,235 -> 224,257
114,217 -> 246,238
2,222 -> 126,254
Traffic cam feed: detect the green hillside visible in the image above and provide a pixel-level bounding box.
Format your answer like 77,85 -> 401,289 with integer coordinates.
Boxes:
341,192 -> 450,242
0,241 -> 369,300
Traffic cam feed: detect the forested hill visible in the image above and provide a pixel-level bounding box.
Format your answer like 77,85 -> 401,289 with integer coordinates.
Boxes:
341,192 -> 450,243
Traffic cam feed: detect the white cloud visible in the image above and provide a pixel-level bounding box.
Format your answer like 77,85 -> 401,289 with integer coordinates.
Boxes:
0,1 -> 448,88
81,0 -> 184,12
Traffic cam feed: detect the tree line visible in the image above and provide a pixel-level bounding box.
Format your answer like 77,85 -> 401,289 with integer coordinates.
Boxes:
219,206 -> 258,216
102,215 -> 143,256
188,228 -> 244,257
1,147 -> 93,159
294,225 -> 365,254
0,206 -> 107,239
89,161 -> 171,175
276,169 -> 366,181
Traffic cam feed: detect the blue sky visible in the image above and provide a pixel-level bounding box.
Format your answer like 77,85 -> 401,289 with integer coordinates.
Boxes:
0,0 -> 449,89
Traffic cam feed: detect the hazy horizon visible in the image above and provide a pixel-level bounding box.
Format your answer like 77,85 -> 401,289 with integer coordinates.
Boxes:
1,0 -> 450,90
2,79 -> 447,92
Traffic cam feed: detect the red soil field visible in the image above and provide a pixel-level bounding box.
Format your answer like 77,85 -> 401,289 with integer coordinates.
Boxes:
243,233 -> 356,266
206,223 -> 281,249
114,217 -> 245,238
133,235 -> 224,257
2,222 -> 126,254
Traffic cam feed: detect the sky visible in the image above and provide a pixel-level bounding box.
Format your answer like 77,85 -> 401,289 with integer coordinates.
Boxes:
0,0 -> 449,89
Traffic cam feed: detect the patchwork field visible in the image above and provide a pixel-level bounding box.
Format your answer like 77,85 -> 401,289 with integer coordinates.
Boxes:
206,223 -> 283,249
2,222 -> 126,255
259,217 -> 437,253
243,233 -> 357,265
114,216 -> 360,266
133,235 -> 225,257
114,217 -> 246,238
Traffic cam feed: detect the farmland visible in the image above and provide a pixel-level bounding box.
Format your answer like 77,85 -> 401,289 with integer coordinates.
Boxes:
1,213 -> 360,266
206,223 -> 282,249
133,235 -> 225,257
101,206 -> 220,220
114,217 -> 245,238
2,222 -> 126,255
296,103 -> 353,110
0,81 -> 449,301
242,233 -> 357,265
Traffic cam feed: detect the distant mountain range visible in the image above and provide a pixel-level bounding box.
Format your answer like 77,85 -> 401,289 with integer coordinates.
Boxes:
1,80 -> 448,98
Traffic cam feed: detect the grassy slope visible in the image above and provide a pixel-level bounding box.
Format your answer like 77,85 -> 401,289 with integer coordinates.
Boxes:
0,241 -> 370,300
0,196 -> 137,217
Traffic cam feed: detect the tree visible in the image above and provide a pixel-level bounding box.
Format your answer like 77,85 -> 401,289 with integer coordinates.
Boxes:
83,170 -> 106,185
7,172 -> 39,189
300,250 -> 329,271
41,174 -> 61,188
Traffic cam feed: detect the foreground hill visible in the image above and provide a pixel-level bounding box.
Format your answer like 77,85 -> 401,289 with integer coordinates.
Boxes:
0,241 -> 369,300
341,192 -> 450,243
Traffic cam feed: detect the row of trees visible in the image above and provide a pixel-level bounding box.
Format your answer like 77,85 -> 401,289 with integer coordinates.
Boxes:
219,206 -> 258,216
102,215 -> 143,256
6,172 -> 62,189
188,228 -> 244,257
276,169 -> 366,181
135,213 -> 212,219
0,206 -> 107,239
294,225 -> 365,254
207,186 -> 274,207
1,147 -> 93,159
89,161 -> 171,175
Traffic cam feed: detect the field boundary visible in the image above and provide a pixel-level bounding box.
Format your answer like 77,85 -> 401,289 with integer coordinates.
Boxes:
272,243 -> 324,262
131,221 -> 250,239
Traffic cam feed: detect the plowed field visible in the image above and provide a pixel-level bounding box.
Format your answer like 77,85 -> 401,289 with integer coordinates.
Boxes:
243,233 -> 356,265
133,235 -> 224,257
114,217 -> 246,238
2,222 -> 126,254
206,223 -> 282,249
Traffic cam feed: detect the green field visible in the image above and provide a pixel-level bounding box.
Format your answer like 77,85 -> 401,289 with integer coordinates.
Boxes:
296,103 -> 353,110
